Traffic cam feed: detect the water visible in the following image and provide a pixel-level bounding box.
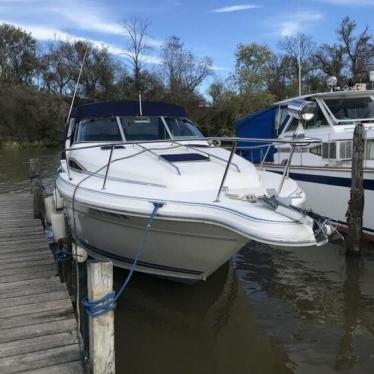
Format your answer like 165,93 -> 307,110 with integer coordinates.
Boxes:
1,149 -> 374,373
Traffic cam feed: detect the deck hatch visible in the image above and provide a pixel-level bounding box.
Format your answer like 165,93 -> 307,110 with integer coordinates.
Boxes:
160,153 -> 209,162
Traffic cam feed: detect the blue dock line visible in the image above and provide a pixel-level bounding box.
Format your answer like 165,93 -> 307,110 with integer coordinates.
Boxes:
81,202 -> 164,317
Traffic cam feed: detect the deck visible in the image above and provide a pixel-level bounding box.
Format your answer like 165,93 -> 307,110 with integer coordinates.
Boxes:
0,193 -> 84,373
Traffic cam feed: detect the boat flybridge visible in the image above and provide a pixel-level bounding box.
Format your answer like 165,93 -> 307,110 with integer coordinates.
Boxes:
55,100 -> 333,282
236,88 -> 374,239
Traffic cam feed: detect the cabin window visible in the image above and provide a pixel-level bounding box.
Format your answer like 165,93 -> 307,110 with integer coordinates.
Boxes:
339,140 -> 352,159
324,97 -> 374,121
367,140 -> 374,160
322,142 -> 336,159
120,116 -> 170,141
287,118 -> 299,132
305,106 -> 329,129
164,117 -> 203,138
75,118 -> 122,142
68,158 -> 85,171
310,145 -> 322,156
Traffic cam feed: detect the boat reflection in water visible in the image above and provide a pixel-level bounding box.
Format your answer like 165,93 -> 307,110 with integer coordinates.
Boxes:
114,261 -> 293,374
235,241 -> 374,373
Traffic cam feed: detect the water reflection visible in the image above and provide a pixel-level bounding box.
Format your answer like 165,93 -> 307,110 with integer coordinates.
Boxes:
114,263 -> 292,374
235,241 -> 374,373
0,148 -> 59,193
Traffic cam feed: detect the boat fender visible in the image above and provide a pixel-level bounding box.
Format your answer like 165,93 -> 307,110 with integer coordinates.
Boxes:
75,245 -> 88,263
53,189 -> 64,210
51,213 -> 67,241
44,196 -> 56,224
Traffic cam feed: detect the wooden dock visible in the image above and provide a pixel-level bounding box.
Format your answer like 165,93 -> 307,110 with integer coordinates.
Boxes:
0,193 -> 84,373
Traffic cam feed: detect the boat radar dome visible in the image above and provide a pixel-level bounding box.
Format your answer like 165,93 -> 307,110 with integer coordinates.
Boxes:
287,99 -> 317,122
327,76 -> 338,91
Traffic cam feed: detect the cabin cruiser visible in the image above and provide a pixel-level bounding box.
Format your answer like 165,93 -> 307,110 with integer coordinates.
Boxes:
55,101 -> 333,282
236,89 -> 374,239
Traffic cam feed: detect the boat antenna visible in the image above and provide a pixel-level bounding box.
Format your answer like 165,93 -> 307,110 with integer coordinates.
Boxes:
138,90 -> 143,116
297,0 -> 302,96
67,46 -> 88,122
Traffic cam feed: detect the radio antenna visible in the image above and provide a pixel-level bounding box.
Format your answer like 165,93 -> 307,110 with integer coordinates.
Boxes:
138,91 -> 143,116
67,46 -> 88,122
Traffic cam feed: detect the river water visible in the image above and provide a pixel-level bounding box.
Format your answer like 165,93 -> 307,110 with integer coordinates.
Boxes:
1,148 -> 374,374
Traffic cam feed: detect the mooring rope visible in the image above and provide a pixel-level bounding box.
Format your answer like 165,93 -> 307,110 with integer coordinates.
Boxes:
81,202 -> 163,317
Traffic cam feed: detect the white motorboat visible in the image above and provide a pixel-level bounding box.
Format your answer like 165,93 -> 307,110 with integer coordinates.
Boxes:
236,88 -> 374,239
55,100 -> 332,282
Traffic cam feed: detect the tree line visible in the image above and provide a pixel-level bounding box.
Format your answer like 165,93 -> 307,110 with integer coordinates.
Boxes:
0,16 -> 373,146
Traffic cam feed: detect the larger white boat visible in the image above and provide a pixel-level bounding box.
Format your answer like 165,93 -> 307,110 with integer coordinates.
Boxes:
236,89 -> 374,239
55,101 -> 332,282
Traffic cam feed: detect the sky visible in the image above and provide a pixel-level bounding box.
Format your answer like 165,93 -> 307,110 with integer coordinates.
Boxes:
1,0 -> 373,90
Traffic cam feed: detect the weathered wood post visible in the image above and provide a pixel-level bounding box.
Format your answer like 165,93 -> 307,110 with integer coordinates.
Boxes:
29,158 -> 44,219
87,260 -> 115,374
29,158 -> 40,189
346,122 -> 365,256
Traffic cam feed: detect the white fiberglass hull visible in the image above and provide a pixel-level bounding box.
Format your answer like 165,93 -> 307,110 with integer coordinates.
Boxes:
56,140 -> 331,282
264,165 -> 374,238
64,199 -> 247,282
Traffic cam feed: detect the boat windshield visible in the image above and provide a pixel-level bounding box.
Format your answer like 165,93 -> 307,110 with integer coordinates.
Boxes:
164,117 -> 203,138
75,117 -> 122,142
323,96 -> 374,123
120,116 -> 170,141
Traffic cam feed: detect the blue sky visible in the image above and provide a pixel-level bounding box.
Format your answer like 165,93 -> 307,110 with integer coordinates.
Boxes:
1,0 -> 373,86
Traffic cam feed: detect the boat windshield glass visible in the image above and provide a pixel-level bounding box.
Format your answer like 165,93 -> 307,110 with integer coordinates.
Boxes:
120,116 -> 170,141
75,117 -> 122,142
323,96 -> 374,123
164,117 -> 203,138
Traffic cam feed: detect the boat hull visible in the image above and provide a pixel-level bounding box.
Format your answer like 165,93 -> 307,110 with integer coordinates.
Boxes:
65,200 -> 248,282
264,165 -> 374,239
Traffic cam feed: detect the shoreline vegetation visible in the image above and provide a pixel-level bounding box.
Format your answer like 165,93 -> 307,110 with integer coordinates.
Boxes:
0,17 -> 373,146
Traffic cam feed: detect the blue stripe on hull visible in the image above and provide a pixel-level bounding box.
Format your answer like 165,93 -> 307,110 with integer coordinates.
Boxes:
270,170 -> 374,191
78,240 -> 203,276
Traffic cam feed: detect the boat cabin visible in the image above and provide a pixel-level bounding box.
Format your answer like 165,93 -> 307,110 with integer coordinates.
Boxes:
236,90 -> 374,167
66,101 -> 203,146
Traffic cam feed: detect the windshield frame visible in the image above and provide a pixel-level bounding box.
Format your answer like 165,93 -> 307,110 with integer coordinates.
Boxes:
73,115 -> 204,143
320,95 -> 374,124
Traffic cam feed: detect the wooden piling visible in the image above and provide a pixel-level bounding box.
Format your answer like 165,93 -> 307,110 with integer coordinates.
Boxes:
87,260 -> 115,374
346,122 -> 365,255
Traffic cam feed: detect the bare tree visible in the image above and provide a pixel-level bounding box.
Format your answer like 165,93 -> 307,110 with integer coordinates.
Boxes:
161,36 -> 212,100
314,43 -> 346,85
337,16 -> 373,82
122,17 -> 151,93
279,32 -> 316,94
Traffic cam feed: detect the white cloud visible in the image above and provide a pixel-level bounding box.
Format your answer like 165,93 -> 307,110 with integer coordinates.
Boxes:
0,20 -> 161,65
272,11 -> 324,37
211,4 -> 262,13
0,0 -> 162,48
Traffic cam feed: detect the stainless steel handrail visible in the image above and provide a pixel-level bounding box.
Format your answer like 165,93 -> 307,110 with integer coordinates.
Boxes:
214,141 -> 238,202
62,137 -> 320,198
102,145 -> 115,189
173,141 -> 241,172
135,143 -> 181,175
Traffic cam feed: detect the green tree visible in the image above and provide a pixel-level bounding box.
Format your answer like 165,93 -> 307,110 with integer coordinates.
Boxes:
0,23 -> 37,84
232,42 -> 274,93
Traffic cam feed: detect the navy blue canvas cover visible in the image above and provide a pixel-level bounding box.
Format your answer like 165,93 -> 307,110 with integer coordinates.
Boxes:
72,101 -> 187,123
235,107 -> 276,163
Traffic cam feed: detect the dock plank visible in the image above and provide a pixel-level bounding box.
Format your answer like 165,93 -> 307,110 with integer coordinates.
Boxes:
0,193 -> 84,373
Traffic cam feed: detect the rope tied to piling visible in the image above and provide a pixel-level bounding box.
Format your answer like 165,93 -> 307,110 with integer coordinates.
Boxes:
55,249 -> 73,263
81,202 -> 164,317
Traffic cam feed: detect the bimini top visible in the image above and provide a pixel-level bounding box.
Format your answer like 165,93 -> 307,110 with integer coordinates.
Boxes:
71,101 -> 187,123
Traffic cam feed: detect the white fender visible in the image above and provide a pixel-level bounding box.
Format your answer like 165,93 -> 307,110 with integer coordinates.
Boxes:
44,196 -> 56,224
74,245 -> 88,263
53,189 -> 64,210
51,213 -> 67,241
